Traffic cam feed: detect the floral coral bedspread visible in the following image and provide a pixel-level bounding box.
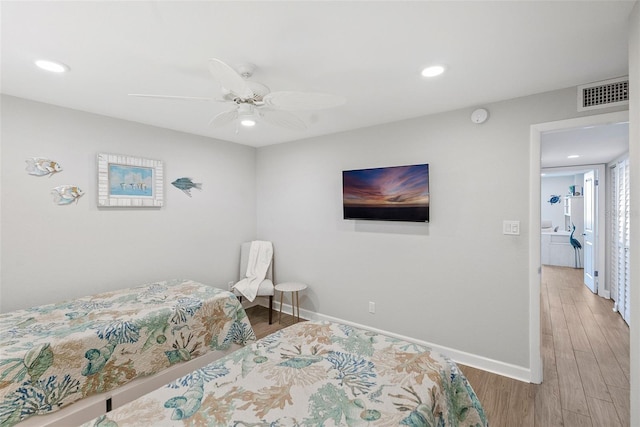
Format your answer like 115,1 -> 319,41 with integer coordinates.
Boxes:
0,279 -> 255,426
82,320 -> 488,426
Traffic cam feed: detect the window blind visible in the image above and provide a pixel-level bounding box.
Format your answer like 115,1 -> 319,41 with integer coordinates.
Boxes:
611,158 -> 630,325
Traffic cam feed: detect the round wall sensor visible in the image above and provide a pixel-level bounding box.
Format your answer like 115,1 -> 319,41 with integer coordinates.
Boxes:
471,108 -> 489,124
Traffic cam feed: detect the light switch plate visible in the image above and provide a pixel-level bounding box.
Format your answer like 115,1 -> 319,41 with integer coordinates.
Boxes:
503,220 -> 520,235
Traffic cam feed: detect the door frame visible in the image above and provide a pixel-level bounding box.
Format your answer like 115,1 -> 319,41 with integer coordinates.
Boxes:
529,110 -> 628,383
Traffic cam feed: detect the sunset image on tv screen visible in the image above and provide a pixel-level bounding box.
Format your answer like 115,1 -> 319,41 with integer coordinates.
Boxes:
342,164 -> 429,222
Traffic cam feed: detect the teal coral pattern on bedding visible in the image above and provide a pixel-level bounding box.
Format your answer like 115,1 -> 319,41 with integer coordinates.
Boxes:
0,279 -> 255,426
82,321 -> 488,426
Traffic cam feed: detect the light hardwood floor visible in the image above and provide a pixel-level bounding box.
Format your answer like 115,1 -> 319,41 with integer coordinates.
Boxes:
245,304 -> 302,340
245,266 -> 630,426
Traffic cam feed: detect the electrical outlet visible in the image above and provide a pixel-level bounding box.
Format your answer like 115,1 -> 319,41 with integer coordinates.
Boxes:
369,301 -> 375,314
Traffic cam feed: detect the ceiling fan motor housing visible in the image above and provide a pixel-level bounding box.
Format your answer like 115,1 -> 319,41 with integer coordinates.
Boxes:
235,63 -> 256,79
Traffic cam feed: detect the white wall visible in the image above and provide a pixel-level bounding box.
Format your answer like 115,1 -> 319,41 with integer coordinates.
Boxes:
541,175 -> 578,230
0,95 -> 257,312
1,74 -> 635,386
628,2 -> 639,425
256,87 -> 627,376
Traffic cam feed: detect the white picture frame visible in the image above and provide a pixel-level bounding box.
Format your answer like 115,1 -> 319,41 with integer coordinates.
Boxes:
97,153 -> 164,208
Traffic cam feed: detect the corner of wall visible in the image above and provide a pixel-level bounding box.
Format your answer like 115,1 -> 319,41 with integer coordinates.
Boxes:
628,2 -> 640,426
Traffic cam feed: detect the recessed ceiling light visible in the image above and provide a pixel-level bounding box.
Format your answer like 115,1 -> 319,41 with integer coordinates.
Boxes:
240,118 -> 256,127
421,65 -> 445,78
567,154 -> 580,159
35,59 -> 69,73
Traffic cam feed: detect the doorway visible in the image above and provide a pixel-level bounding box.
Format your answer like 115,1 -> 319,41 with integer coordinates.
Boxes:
540,164 -> 606,295
528,110 -> 629,383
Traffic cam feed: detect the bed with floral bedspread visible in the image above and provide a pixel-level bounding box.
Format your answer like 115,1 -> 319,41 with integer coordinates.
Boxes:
0,279 -> 255,426
82,320 -> 488,426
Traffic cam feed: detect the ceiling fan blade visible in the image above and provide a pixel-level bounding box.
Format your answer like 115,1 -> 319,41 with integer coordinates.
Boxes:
128,93 -> 214,101
208,58 -> 254,99
259,109 -> 307,131
209,109 -> 238,128
263,91 -> 346,110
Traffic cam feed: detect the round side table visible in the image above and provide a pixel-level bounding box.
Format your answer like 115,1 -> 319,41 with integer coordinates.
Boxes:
274,282 -> 307,324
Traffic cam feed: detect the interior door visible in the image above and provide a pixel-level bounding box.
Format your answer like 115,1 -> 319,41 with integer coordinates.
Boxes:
583,170 -> 596,293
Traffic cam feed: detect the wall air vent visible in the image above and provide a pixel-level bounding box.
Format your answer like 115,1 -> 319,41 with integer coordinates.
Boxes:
577,77 -> 629,112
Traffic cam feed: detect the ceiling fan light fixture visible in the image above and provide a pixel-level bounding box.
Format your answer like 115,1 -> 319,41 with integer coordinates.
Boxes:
35,59 -> 69,73
238,103 -> 257,127
421,65 -> 445,78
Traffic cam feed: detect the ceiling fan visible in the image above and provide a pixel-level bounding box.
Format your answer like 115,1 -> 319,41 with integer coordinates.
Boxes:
129,58 -> 346,131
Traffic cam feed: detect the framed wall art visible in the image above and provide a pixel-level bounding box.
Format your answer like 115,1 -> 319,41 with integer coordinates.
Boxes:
97,153 -> 164,207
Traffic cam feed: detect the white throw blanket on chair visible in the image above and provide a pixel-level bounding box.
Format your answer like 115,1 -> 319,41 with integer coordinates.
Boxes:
233,240 -> 273,302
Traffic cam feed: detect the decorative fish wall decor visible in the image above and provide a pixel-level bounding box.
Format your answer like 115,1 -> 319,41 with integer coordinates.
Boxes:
51,185 -> 84,205
171,178 -> 202,197
547,195 -> 561,205
25,158 -> 62,177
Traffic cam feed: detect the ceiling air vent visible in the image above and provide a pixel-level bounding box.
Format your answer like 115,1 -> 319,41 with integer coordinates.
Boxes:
577,76 -> 629,112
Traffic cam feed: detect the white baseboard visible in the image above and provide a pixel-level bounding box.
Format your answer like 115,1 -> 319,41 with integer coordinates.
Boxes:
261,300 -> 533,383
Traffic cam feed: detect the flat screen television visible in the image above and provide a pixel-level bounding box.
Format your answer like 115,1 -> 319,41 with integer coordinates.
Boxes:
342,163 -> 429,222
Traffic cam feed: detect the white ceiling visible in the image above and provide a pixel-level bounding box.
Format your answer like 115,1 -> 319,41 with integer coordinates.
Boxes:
541,121 -> 629,169
0,1 -> 635,148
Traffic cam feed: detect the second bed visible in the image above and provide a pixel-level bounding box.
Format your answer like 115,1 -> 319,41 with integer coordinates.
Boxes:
83,320 -> 488,426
